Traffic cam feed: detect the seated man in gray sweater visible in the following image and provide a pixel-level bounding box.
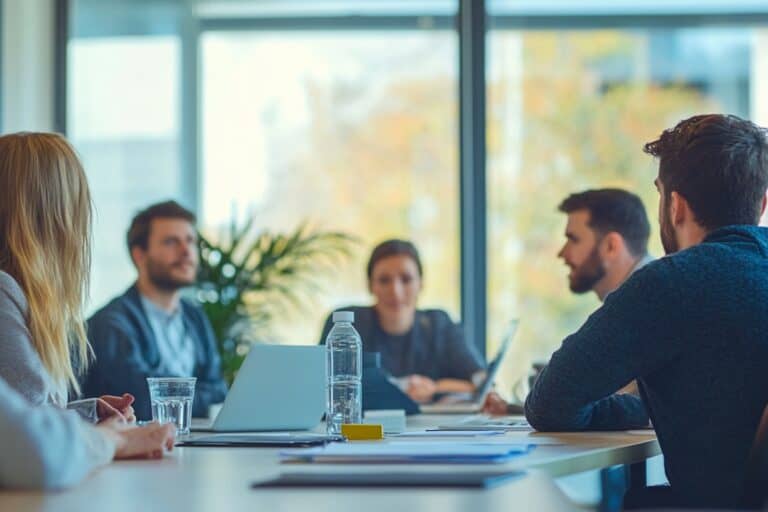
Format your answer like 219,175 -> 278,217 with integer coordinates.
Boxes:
525,114 -> 768,508
84,201 -> 227,421
0,376 -> 175,490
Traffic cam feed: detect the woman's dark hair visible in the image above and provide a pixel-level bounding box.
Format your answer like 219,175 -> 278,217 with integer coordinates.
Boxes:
366,239 -> 423,280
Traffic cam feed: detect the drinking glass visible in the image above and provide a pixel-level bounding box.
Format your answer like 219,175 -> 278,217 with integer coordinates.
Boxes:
146,377 -> 196,435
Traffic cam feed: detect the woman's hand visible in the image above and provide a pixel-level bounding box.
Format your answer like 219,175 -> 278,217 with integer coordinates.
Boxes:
482,392 -> 511,416
97,394 -> 136,424
405,375 -> 437,403
98,420 -> 175,460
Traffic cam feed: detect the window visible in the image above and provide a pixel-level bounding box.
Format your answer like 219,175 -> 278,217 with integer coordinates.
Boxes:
201,27 -> 460,344
66,0 -> 768,368
487,8 -> 768,389
68,34 -> 184,311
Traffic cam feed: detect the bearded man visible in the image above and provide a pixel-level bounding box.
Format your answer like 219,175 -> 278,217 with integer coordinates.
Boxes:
484,188 -> 652,414
84,201 -> 227,420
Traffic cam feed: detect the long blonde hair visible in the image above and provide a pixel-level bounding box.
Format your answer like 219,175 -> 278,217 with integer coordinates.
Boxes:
0,132 -> 92,395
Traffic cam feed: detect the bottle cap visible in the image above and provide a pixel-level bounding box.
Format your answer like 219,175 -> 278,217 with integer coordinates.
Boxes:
332,311 -> 354,323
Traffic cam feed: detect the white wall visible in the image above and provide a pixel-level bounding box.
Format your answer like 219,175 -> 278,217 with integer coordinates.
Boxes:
2,0 -> 56,132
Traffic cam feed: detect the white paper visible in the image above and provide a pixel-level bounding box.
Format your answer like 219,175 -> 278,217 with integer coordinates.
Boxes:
391,430 -> 504,437
281,441 -> 532,463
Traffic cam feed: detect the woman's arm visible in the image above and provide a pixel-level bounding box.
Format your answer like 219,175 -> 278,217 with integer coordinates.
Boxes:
434,378 -> 476,394
0,377 -> 175,490
402,375 -> 476,403
0,377 -> 115,490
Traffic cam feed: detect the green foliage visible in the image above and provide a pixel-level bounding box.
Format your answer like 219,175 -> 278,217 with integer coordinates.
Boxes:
196,218 -> 357,384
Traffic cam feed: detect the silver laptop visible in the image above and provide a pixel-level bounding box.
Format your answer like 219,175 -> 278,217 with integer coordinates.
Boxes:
420,319 -> 519,414
194,344 -> 327,432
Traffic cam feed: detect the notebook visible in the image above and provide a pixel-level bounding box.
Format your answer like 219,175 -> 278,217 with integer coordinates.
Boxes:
280,441 -> 533,464
177,433 -> 342,447
252,470 -> 527,489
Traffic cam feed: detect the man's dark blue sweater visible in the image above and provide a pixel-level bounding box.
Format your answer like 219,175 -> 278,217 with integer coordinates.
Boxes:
525,225 -> 768,508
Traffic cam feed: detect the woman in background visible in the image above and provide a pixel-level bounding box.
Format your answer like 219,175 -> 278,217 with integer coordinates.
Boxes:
320,239 -> 485,403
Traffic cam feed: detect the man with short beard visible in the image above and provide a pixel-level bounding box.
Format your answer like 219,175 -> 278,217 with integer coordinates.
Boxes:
556,189 -> 653,303
484,188 -> 652,415
525,114 -> 768,509
84,201 -> 227,421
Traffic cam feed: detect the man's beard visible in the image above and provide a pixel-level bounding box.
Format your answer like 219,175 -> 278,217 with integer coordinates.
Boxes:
660,207 -> 679,255
568,247 -> 606,294
146,259 -> 196,292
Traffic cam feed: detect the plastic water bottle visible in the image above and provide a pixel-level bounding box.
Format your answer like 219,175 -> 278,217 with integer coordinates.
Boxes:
325,311 -> 362,435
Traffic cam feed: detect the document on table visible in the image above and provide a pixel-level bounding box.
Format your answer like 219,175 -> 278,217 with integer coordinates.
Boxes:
436,415 -> 533,432
280,441 -> 534,464
253,470 -> 527,489
391,430 -> 505,438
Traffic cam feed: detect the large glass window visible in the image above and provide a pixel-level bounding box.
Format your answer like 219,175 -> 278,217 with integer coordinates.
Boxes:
486,19 -> 768,390
201,28 -> 460,344
67,0 -> 768,365
68,34 -> 184,311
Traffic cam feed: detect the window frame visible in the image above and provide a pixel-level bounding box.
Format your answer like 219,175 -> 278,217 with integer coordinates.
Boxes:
57,0 -> 768,357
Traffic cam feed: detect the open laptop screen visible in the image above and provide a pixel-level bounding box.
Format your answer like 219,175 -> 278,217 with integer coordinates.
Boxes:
471,319 -> 520,401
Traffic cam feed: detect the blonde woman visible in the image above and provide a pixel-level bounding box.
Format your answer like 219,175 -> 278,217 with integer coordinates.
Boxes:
0,132 -> 176,478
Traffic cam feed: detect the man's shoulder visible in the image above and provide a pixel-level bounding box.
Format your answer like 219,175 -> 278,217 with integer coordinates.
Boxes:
626,254 -> 679,284
180,295 -> 208,321
88,287 -> 142,329
650,234 -> 767,281
606,256 -> 683,309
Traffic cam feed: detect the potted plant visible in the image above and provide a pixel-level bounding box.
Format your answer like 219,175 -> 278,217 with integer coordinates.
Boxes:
195,217 -> 357,384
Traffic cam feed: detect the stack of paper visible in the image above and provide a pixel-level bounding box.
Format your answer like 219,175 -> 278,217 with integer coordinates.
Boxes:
391,430 -> 505,438
436,415 -> 532,432
280,441 -> 533,464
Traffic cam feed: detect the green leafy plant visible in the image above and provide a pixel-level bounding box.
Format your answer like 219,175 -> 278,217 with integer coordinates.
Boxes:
196,218 -> 357,384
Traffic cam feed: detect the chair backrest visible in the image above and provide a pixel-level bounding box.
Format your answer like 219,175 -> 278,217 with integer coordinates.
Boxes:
744,403 -> 768,505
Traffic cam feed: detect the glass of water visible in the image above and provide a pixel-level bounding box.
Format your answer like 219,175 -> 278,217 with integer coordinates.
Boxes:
146,377 -> 196,436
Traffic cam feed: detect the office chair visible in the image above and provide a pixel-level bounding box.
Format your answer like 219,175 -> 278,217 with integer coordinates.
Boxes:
627,403 -> 768,511
744,403 -> 768,507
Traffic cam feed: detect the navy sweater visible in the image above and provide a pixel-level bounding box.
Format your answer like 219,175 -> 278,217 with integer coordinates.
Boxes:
525,226 -> 768,508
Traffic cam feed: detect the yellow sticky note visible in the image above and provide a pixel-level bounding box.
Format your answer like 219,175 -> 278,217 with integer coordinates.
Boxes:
341,423 -> 384,440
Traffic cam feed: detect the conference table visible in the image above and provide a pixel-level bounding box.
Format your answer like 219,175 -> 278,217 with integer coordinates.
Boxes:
0,415 -> 660,512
